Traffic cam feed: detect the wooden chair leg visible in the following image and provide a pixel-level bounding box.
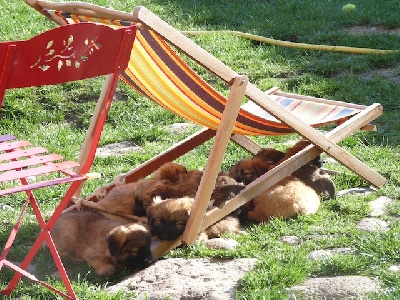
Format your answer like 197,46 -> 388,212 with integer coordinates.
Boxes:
182,75 -> 248,245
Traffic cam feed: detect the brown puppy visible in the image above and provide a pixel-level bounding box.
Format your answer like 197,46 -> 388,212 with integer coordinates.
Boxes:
51,210 -> 152,276
146,197 -> 194,241
173,169 -> 203,197
152,162 -> 188,183
252,148 -> 286,168
281,140 -> 324,167
246,175 -> 320,222
229,148 -> 285,184
147,197 -> 241,241
228,158 -> 263,185
96,182 -> 138,220
133,178 -> 175,216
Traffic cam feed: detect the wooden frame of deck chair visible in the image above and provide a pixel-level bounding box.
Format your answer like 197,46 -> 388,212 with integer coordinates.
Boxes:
26,0 -> 386,259
0,21 -> 136,299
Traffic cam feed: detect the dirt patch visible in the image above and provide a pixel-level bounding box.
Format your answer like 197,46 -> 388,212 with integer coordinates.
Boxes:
345,25 -> 400,36
363,66 -> 400,84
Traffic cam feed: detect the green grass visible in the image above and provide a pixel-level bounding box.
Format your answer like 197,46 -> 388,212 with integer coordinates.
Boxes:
1,0 -> 399,299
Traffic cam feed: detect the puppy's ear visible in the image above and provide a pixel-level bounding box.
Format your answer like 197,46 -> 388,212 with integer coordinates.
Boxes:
251,159 -> 269,176
107,227 -> 127,256
151,183 -> 171,199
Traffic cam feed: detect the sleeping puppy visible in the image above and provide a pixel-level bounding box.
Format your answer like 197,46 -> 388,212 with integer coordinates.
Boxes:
152,162 -> 203,197
95,182 -> 141,222
51,210 -> 152,277
228,148 -> 285,184
174,169 -> 203,197
228,158 -> 269,185
94,182 -> 148,224
135,168 -> 204,216
146,197 -> 194,241
147,196 -> 241,241
281,140 -> 324,167
252,148 -> 285,168
152,162 -> 188,183
246,175 -> 320,222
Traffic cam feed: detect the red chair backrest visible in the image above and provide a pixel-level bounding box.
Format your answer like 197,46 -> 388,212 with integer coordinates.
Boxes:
0,22 -> 136,90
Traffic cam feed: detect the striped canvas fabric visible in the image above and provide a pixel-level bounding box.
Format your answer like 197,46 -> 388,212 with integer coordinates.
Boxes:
48,10 -> 361,136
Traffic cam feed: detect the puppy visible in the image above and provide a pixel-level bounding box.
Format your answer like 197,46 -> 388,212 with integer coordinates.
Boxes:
147,197 -> 241,241
246,175 -> 320,222
252,148 -> 285,168
147,197 -> 194,241
174,169 -> 203,197
152,162 -> 188,183
228,158 -> 264,185
229,148 -> 285,184
293,165 -> 336,198
133,178 -> 174,216
51,210 -> 152,276
281,140 -> 324,167
96,182 -> 138,220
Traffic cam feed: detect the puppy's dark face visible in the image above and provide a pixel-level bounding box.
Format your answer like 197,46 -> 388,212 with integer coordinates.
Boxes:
152,162 -> 188,183
133,179 -> 172,216
107,223 -> 152,270
147,197 -> 194,241
211,184 -> 245,209
228,158 -> 259,185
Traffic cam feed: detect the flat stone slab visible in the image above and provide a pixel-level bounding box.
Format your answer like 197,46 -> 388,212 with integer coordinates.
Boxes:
337,187 -> 377,197
288,275 -> 380,299
108,258 -> 257,300
307,248 -> 354,261
356,217 -> 389,232
164,123 -> 197,134
95,141 -> 143,158
369,196 -> 393,217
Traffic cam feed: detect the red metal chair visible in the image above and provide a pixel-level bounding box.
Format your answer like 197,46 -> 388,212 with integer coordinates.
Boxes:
0,22 -> 136,299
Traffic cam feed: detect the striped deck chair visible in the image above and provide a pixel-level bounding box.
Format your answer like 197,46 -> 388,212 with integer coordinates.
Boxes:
26,0 -> 386,259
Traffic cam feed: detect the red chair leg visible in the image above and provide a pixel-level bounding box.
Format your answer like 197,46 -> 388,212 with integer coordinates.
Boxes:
1,180 -> 83,299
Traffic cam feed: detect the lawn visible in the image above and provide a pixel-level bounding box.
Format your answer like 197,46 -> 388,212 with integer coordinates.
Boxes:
0,0 -> 399,299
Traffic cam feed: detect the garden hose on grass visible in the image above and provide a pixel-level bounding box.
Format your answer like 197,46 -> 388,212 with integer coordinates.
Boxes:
182,30 -> 399,54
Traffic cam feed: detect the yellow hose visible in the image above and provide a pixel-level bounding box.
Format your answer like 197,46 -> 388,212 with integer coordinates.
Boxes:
182,30 -> 399,54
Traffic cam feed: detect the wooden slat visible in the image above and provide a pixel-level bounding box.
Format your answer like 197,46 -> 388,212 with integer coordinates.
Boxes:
0,174 -> 87,197
0,161 -> 80,182
0,147 -> 47,162
0,140 -> 31,151
273,90 -> 368,110
0,154 -> 63,172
